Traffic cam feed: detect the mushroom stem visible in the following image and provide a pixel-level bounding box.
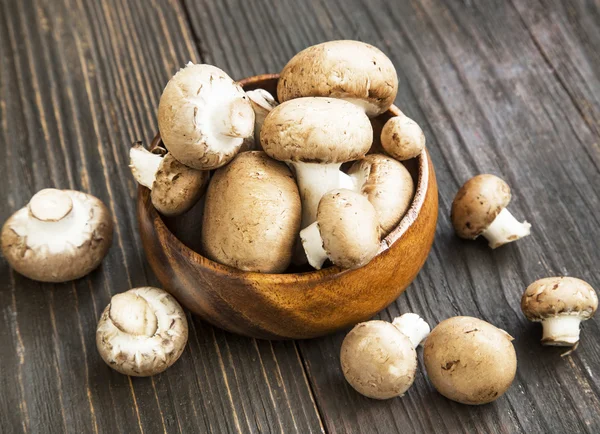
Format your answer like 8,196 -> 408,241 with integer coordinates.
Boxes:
299,222 -> 328,270
291,162 -> 344,228
215,96 -> 255,139
481,208 -> 531,249
129,144 -> 162,189
392,313 -> 430,348
540,315 -> 582,346
339,171 -> 355,190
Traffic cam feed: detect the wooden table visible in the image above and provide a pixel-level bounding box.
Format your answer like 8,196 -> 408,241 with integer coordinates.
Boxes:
1,0 -> 599,432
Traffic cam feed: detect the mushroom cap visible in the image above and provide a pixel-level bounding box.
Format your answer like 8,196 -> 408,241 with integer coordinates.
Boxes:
1,189 -> 113,282
201,151 -> 301,273
261,97 -> 372,164
277,40 -> 398,117
158,63 -> 255,170
423,316 -> 517,405
341,320 -> 417,399
317,189 -> 380,269
151,153 -> 210,217
348,154 -> 414,235
451,174 -> 511,239
96,287 -> 188,377
521,277 -> 598,321
380,114 -> 425,161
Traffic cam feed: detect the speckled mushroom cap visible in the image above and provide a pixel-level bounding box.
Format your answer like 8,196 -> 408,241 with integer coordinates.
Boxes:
201,151 -> 301,273
348,154 -> 414,235
451,174 -> 511,239
158,63 -> 254,170
521,277 -> 598,321
317,189 -> 380,269
341,320 -> 417,400
423,316 -> 517,405
380,114 -> 425,161
96,287 -> 188,377
277,40 -> 399,117
1,189 -> 113,282
261,97 -> 372,163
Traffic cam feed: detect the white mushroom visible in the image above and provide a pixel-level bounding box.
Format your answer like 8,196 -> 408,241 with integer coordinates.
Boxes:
246,88 -> 278,142
340,313 -> 430,400
1,188 -> 113,282
96,287 -> 188,377
129,143 -> 209,217
300,189 -> 380,270
158,63 -> 255,170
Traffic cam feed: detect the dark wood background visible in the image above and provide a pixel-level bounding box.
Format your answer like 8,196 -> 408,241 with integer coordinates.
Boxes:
1,0 -> 599,432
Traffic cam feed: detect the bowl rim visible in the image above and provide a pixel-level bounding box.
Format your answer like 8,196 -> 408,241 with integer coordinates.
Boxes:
142,73 -> 430,283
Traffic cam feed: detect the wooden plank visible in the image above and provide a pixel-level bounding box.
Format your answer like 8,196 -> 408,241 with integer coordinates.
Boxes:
181,0 -> 600,432
0,0 -> 322,433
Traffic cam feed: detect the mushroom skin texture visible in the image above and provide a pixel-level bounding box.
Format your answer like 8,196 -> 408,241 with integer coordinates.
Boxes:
347,154 -> 414,236
158,63 -> 255,170
1,189 -> 113,282
451,174 -> 531,249
261,97 -> 372,228
96,287 -> 188,377
380,114 -> 425,161
201,151 -> 301,273
340,313 -> 430,400
300,189 -> 380,270
521,277 -> 598,347
423,316 -> 517,405
278,40 -> 398,117
129,143 -> 209,217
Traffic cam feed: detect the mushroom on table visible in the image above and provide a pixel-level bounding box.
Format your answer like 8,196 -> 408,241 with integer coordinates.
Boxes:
521,276 -> 598,347
1,188 -> 113,282
451,174 -> 531,248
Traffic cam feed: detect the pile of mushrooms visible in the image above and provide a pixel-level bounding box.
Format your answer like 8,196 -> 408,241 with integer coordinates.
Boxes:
127,40 -> 423,272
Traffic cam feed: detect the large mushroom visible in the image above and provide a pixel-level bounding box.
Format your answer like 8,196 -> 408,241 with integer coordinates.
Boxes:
451,174 -> 531,249
380,113 -> 425,161
202,151 -> 301,273
261,97 -> 372,228
521,277 -> 597,347
1,188 -> 113,282
96,287 -> 188,376
340,313 -> 430,399
423,316 -> 517,405
300,189 -> 380,270
347,154 -> 414,235
158,63 -> 255,170
277,40 -> 398,117
129,143 -> 209,217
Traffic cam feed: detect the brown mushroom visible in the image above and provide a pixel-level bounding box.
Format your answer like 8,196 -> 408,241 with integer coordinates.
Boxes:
451,174 -> 531,248
380,114 -> 425,161
423,316 -> 517,405
1,188 -> 113,282
96,287 -> 188,376
201,151 -> 301,273
521,277 -> 598,347
277,40 -> 398,117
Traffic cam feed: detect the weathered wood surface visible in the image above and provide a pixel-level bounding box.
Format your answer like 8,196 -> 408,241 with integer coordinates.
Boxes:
1,0 -> 599,433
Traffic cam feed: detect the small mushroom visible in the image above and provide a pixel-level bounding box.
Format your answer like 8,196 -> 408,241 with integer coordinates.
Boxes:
261,97 -> 372,228
96,287 -> 188,376
158,63 -> 255,170
1,188 -> 113,282
340,313 -> 430,400
521,277 -> 598,347
278,40 -> 398,117
300,189 -> 380,270
246,88 -> 278,143
202,151 -> 301,273
451,174 -> 531,249
129,143 -> 209,217
380,114 -> 425,161
347,154 -> 415,235
423,316 -> 517,405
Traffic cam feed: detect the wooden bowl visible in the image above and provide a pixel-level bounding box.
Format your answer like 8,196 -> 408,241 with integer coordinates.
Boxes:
137,74 -> 438,340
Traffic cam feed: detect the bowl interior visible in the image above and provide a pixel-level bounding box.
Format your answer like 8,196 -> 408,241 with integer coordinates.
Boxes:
150,74 -> 428,281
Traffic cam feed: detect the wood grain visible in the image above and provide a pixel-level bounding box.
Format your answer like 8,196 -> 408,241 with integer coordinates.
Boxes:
180,0 -> 600,432
0,0 -> 322,433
